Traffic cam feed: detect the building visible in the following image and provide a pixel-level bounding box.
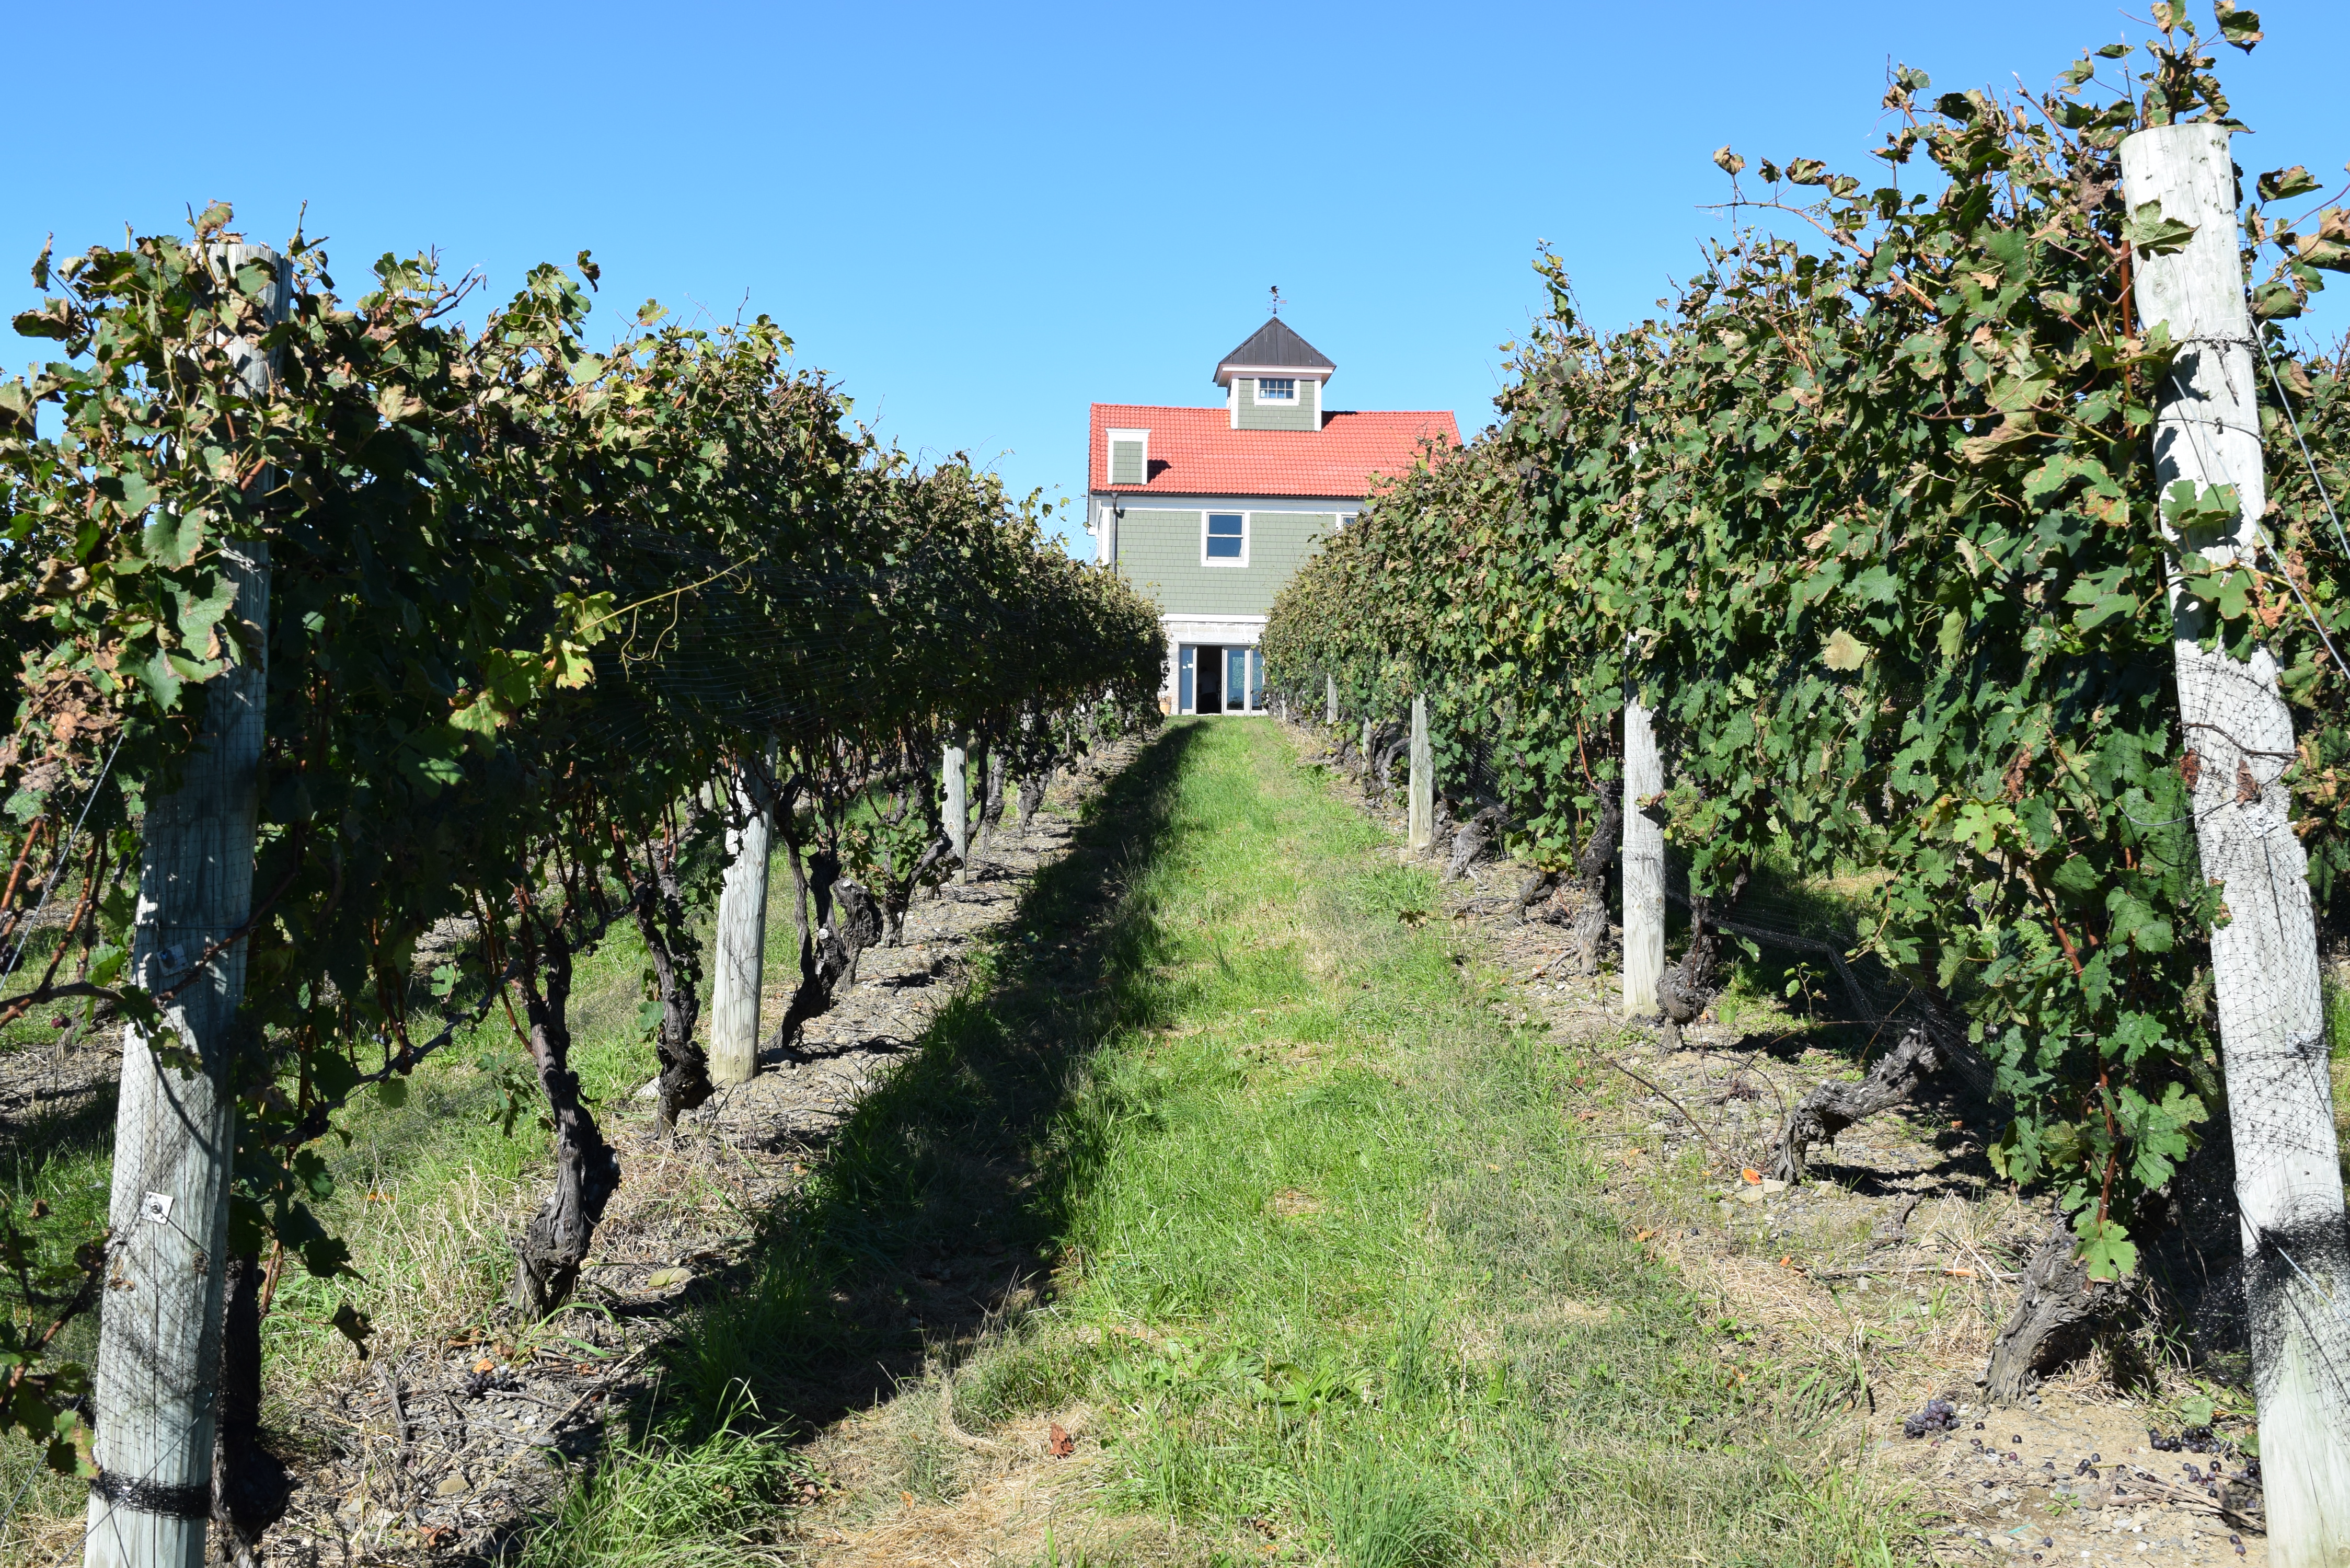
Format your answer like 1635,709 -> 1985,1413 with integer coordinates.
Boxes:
1086,319 -> 1459,715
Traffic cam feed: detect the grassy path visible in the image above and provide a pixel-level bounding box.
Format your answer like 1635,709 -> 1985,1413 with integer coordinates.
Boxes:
759,719 -> 1910,1567
0,719 -> 1917,1567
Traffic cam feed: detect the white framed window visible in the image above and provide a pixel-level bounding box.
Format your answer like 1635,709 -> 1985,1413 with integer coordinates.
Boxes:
1202,511 -> 1248,567
1107,427 -> 1149,486
1255,376 -> 1297,402
1337,513 -> 1357,531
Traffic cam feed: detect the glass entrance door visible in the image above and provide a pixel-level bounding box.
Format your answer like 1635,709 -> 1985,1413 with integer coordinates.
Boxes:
1178,644 -> 1263,714
1221,647 -> 1263,712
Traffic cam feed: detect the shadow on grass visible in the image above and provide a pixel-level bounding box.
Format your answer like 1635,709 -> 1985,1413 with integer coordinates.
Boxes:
647,720 -> 1203,1440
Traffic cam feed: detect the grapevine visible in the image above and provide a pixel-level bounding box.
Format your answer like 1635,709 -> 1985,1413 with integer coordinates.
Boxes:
0,204 -> 1160,1501
1266,7 -> 2350,1324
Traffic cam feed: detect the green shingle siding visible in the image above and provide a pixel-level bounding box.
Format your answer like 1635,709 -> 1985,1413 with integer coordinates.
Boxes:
1109,438 -> 1145,485
1235,376 -> 1319,432
1116,508 -> 1335,616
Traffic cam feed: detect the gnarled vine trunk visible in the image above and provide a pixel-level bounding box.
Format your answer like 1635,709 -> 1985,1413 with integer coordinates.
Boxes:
1513,868 -> 1561,919
1765,1023 -> 1942,1183
978,750 -> 1006,858
514,923 -> 620,1318
1655,869 -> 1748,1047
1985,1212 -> 2118,1404
1570,794 -> 1622,975
630,846 -> 709,1134
1017,770 -> 1050,830
1445,804 -> 1506,881
771,839 -> 885,1056
209,1251 -> 291,1567
1373,729 -> 1410,802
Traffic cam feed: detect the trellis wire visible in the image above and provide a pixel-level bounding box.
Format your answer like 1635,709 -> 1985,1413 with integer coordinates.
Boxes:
1,732 -> 123,988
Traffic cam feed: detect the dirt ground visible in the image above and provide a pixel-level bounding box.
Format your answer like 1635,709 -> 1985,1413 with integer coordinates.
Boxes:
225,745 -> 1142,1567
0,724 -> 2267,1566
1289,716 -> 2264,1567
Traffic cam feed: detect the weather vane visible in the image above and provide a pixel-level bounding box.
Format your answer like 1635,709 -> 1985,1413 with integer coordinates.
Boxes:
1269,284 -> 1283,318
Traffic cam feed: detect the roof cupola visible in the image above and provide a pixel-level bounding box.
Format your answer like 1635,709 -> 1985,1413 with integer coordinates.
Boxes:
1215,320 -> 1334,432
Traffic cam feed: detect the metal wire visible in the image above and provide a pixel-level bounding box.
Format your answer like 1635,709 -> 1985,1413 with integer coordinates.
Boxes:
1,732 -> 124,988
2258,331 -> 2350,564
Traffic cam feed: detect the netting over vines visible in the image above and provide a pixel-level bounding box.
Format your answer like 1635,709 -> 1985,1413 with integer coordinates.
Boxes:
1265,11 -> 2350,1287
0,205 -> 1162,1498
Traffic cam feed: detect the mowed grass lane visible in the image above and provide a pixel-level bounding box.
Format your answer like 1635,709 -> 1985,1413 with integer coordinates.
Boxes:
970,717 -> 1909,1566
636,718 -> 1915,1567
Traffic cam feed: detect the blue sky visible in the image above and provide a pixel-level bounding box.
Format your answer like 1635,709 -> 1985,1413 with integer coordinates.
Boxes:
8,2 -> 2348,552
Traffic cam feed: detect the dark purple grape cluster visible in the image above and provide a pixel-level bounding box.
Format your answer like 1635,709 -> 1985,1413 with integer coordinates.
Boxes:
1903,1398 -> 1960,1438
463,1364 -> 520,1398
2148,1425 -> 2222,1454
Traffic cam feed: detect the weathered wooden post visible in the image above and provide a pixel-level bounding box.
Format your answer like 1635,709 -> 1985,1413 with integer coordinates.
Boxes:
2123,122 -> 2350,1563
1407,694 -> 1433,851
943,744 -> 968,884
708,744 -> 774,1086
86,243 -> 284,1568
1620,686 -> 1664,1017
1326,674 -> 1338,725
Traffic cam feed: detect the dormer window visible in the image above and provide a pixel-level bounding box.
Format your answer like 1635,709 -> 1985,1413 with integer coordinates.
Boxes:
1107,427 -> 1149,486
1256,377 -> 1297,402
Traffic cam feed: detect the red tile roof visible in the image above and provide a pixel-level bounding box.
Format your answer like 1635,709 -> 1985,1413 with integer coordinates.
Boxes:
1090,404 -> 1459,499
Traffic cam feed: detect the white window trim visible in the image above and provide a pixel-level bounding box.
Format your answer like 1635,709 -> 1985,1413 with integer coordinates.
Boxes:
1106,426 -> 1150,487
1253,376 -> 1298,403
1200,509 -> 1250,569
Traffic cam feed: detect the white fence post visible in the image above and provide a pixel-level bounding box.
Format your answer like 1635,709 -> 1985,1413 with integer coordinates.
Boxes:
943,744 -> 968,884
2123,123 -> 2350,1564
1407,694 -> 1433,851
1325,674 -> 1338,725
708,745 -> 774,1087
86,243 -> 284,1568
1620,690 -> 1664,1017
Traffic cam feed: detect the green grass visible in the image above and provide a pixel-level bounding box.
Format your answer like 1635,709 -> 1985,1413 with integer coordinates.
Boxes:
0,835 -> 825,1547
1014,721 -> 1906,1564
515,1424 -> 805,1568
541,720 -> 1918,1566
0,728 -> 1923,1563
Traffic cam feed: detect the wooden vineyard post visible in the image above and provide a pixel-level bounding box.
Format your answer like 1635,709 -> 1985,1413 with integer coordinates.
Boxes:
1407,694 -> 1433,851
85,244 -> 284,1568
1620,688 -> 1664,1017
943,744 -> 969,884
708,745 -> 774,1086
2123,123 -> 2350,1564
1326,674 -> 1338,725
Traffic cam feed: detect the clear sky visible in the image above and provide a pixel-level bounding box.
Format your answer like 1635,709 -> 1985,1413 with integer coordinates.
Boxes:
8,2 -> 2348,552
